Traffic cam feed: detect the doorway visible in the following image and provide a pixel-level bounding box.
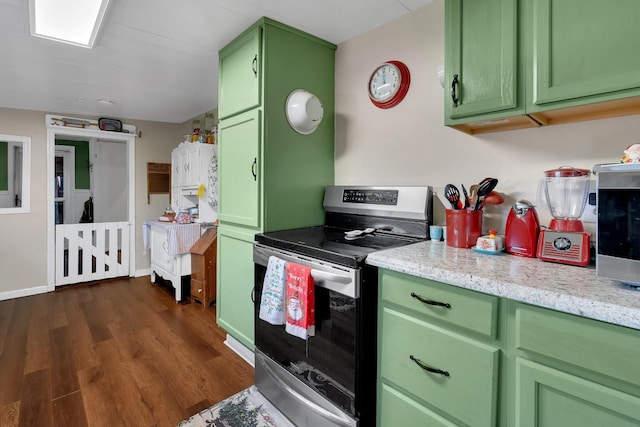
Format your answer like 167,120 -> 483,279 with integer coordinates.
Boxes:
54,146 -> 75,225
46,116 -> 136,290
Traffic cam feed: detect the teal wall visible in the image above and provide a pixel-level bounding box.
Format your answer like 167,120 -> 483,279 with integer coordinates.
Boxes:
55,140 -> 91,189
0,142 -> 7,191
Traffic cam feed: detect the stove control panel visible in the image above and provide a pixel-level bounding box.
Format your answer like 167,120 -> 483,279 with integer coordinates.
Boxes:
342,189 -> 398,205
324,185 -> 432,221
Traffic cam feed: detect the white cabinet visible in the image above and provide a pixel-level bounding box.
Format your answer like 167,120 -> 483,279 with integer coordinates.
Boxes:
171,141 -> 215,189
170,141 -> 218,223
148,222 -> 194,302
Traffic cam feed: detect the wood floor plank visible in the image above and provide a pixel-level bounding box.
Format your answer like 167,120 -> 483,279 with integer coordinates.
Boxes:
139,379 -> 191,427
136,327 -> 204,410
52,391 -> 88,427
93,338 -> 155,426
0,298 -> 16,355
155,308 -> 221,362
62,287 -> 100,371
77,364 -> 124,427
0,401 -> 20,427
18,369 -> 53,426
79,299 -> 113,343
108,321 -> 162,389
49,326 -> 80,399
0,297 -> 31,405
23,294 -> 51,374
49,290 -> 69,329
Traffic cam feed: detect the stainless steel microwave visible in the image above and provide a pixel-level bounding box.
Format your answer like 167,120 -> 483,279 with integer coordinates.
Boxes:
594,163 -> 640,286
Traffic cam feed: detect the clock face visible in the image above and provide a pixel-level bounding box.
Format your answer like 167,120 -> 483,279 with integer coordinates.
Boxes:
368,60 -> 410,109
369,63 -> 401,102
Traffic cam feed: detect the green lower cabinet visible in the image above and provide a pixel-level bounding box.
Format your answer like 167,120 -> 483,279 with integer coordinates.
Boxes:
216,226 -> 255,350
379,383 -> 458,427
517,359 -> 640,427
378,308 -> 499,426
377,269 -> 640,426
377,269 -> 500,426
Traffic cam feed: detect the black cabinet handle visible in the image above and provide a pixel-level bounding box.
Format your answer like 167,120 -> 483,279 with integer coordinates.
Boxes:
251,287 -> 255,303
252,54 -> 258,77
410,355 -> 450,377
251,158 -> 257,181
451,73 -> 459,107
411,292 -> 451,309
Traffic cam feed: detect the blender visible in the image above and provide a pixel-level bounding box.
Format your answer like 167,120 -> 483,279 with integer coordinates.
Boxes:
536,166 -> 591,266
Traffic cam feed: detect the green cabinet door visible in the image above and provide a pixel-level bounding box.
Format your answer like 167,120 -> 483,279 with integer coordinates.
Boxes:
218,109 -> 261,229
530,0 -> 640,108
378,383 -> 458,427
445,0 -> 520,121
218,27 -> 261,120
216,226 -> 255,349
517,359 -> 640,427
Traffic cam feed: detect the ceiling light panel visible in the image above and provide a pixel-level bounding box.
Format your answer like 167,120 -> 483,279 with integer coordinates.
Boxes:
29,0 -> 110,48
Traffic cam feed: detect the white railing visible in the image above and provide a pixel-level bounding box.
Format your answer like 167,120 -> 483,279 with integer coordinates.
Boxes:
55,222 -> 130,285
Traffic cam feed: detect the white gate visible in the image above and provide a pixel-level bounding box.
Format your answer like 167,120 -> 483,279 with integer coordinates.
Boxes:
55,222 -> 130,286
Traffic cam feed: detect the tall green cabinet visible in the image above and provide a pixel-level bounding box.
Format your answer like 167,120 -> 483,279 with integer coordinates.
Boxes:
445,0 -> 640,134
216,18 -> 336,351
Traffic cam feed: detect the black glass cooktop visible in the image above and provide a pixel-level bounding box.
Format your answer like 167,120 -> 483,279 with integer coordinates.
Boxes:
255,226 -> 421,268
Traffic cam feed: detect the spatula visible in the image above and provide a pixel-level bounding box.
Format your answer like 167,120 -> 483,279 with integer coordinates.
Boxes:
444,184 -> 462,210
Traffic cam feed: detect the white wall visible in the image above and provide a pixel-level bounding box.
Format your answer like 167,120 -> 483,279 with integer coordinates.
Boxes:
0,107 -> 184,299
334,0 -> 639,233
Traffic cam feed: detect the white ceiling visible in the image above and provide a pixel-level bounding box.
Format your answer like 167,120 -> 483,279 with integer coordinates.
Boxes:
0,0 -> 433,123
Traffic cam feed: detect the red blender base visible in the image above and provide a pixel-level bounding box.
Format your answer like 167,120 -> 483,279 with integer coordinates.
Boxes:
548,218 -> 585,232
536,228 -> 590,266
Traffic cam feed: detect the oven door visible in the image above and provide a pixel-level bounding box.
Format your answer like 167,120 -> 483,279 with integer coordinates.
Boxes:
253,243 -> 361,426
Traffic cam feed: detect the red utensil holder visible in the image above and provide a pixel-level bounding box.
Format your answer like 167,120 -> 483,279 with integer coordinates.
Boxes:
446,209 -> 483,248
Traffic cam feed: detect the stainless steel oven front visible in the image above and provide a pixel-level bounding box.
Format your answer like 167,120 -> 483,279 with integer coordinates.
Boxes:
253,243 -> 377,427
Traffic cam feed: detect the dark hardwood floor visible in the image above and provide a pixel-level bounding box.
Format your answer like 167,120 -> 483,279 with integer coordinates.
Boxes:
0,276 -> 254,427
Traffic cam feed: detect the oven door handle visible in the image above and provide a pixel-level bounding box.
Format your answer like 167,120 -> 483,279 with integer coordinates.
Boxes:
254,244 -> 359,298
310,269 -> 351,285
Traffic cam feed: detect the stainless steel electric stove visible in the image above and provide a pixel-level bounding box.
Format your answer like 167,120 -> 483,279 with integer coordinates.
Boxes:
253,185 -> 433,427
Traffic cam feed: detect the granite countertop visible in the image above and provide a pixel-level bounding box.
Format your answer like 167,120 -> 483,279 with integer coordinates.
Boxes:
366,241 -> 640,330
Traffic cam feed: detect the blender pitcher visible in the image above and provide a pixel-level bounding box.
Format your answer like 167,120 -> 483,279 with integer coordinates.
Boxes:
541,166 -> 591,232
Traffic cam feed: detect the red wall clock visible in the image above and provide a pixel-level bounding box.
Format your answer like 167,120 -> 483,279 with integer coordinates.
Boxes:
368,60 -> 411,109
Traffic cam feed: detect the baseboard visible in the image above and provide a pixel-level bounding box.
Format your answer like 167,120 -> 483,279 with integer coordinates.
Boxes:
135,268 -> 151,278
224,334 -> 255,367
0,285 -> 48,301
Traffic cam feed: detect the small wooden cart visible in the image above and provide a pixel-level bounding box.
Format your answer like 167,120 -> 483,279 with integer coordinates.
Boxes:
190,228 -> 217,307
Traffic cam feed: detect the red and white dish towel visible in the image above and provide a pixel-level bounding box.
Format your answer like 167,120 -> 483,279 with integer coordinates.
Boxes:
285,262 -> 315,340
258,258 -> 315,340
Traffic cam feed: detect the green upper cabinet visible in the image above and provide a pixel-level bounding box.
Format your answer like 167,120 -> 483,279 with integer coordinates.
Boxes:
445,0 -> 538,134
445,0 -> 521,119
217,17 -> 335,234
445,0 -> 640,134
528,0 -> 640,110
218,28 -> 261,120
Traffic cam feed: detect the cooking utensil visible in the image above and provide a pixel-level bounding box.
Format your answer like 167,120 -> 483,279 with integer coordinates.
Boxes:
444,184 -> 461,210
474,178 -> 499,210
483,191 -> 505,205
469,184 -> 479,211
461,183 -> 470,209
344,227 -> 375,240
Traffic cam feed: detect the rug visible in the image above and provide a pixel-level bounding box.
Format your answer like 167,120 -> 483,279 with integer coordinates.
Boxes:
177,385 -> 295,427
